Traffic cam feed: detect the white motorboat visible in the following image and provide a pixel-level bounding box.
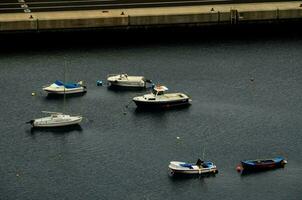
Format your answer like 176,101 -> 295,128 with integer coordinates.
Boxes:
107,74 -> 151,88
43,80 -> 86,95
133,85 -> 191,109
27,111 -> 82,128
169,159 -> 218,175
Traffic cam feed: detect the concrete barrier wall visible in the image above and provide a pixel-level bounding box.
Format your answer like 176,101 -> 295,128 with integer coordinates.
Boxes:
129,12 -> 219,25
219,11 -> 231,23
238,10 -> 277,21
38,17 -> 128,30
279,9 -> 302,19
0,2 -> 302,32
0,20 -> 37,31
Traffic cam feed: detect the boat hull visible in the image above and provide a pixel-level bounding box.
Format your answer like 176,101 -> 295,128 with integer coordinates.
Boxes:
240,157 -> 287,171
108,81 -> 146,88
32,117 -> 82,128
133,99 -> 190,109
43,87 -> 86,95
169,168 -> 218,175
169,161 -> 218,176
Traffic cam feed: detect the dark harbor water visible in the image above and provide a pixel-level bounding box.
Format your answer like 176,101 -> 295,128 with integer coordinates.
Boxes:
1,25 -> 302,200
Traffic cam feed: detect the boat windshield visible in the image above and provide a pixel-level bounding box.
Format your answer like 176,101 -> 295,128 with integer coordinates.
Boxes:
152,90 -> 164,95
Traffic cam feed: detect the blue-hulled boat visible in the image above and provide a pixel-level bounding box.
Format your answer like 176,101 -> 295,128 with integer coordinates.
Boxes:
238,157 -> 287,172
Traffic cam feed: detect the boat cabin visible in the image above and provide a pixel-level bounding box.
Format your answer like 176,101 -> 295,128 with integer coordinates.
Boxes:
152,86 -> 168,96
118,74 -> 128,80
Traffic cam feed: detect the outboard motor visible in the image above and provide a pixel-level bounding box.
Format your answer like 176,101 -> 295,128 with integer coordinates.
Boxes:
26,120 -> 35,125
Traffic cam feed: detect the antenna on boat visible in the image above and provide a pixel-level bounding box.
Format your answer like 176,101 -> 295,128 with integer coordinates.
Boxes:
202,145 -> 205,161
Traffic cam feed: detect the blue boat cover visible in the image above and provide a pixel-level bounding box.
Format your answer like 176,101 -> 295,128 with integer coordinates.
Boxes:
54,80 -> 81,89
202,162 -> 213,168
180,163 -> 193,169
273,157 -> 284,162
55,80 -> 64,86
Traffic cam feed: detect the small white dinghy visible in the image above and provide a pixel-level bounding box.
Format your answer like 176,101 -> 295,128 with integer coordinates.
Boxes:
43,80 -> 86,95
169,159 -> 218,176
107,74 -> 151,88
27,111 -> 82,128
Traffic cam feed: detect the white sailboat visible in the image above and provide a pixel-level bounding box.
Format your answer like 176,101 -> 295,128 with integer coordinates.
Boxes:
27,59 -> 83,128
27,111 -> 82,128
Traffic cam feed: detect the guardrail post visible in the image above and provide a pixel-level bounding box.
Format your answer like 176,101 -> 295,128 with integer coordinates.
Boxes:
230,9 -> 238,24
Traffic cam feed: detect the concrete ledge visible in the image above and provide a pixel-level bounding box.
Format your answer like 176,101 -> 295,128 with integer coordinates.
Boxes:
129,12 -> 220,25
0,1 -> 302,32
279,8 -> 302,19
38,17 -> 128,29
0,13 -> 37,31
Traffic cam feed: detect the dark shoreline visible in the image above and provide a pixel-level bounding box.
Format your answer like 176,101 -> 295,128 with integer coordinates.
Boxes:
1,22 -> 302,52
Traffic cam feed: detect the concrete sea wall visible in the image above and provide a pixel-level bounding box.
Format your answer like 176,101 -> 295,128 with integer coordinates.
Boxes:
0,2 -> 302,32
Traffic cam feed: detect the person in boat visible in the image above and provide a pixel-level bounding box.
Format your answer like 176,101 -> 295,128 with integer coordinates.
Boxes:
196,159 -> 204,167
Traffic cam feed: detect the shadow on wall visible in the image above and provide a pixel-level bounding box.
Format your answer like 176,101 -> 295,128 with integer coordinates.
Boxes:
1,22 -> 302,54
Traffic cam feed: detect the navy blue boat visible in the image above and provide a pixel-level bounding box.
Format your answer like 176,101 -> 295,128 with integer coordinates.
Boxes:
239,157 -> 287,171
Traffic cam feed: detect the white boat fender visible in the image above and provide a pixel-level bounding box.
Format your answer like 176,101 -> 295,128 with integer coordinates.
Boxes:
31,92 -> 36,96
96,80 -> 103,86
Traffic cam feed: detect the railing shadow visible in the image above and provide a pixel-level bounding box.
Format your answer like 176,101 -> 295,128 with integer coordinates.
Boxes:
239,167 -> 286,177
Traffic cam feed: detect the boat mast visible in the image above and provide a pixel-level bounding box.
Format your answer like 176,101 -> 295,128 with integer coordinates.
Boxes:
202,127 -> 208,161
63,56 -> 66,114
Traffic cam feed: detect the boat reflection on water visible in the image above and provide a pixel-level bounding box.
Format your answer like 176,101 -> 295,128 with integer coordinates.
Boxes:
134,103 -> 191,113
107,86 -> 148,92
134,103 -> 191,112
169,170 -> 217,180
45,92 -> 86,99
239,167 -> 287,177
29,124 -> 83,134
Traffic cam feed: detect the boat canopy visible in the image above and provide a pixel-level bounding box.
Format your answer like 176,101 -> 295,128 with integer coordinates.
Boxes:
54,80 -> 81,88
153,85 -> 168,92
